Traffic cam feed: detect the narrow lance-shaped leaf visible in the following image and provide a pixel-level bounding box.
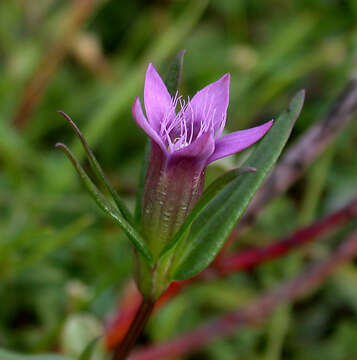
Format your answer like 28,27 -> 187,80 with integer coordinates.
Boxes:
171,90 -> 305,280
57,111 -> 134,225
159,166 -> 256,258
135,50 -> 186,224
55,143 -> 154,266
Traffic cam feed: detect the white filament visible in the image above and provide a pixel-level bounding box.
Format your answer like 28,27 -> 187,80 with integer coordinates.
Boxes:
160,92 -> 226,152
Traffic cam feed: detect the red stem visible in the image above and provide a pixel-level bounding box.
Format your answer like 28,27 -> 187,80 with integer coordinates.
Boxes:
112,300 -> 154,360
215,197 -> 357,273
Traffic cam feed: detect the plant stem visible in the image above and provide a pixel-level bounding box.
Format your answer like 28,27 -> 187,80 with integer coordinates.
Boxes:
112,299 -> 154,360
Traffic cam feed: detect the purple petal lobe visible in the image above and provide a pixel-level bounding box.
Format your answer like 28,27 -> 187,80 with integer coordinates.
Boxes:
188,74 -> 230,134
207,120 -> 274,164
132,97 -> 166,152
173,132 -> 215,161
144,63 -> 172,131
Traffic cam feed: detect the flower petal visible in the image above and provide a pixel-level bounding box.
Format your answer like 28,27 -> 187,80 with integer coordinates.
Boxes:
172,131 -> 215,161
207,120 -> 274,164
144,63 -> 172,131
187,74 -> 230,134
132,97 -> 166,152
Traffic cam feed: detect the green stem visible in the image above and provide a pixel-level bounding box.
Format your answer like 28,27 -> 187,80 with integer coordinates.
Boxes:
112,300 -> 154,360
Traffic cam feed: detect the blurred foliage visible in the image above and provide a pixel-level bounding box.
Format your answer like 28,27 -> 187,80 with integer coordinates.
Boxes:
0,0 -> 357,359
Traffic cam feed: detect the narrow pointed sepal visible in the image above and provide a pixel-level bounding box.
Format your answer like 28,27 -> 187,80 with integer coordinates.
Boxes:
57,111 -> 134,225
55,142 -> 154,266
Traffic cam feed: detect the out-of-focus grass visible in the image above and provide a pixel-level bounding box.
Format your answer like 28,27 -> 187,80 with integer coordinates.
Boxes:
1,0 -> 357,358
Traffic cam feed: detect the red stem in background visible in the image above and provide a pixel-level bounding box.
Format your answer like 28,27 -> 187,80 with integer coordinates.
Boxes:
130,228 -> 357,360
106,197 -> 357,350
215,197 -> 357,273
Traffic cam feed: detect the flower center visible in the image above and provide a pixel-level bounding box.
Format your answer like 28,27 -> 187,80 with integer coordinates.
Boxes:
159,93 -> 225,152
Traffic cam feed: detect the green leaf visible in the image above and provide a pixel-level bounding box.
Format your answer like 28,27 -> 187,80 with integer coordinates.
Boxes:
0,349 -> 73,360
159,166 -> 256,258
171,90 -> 305,280
58,111 -> 134,225
165,50 -> 186,96
56,143 -> 154,267
78,337 -> 101,360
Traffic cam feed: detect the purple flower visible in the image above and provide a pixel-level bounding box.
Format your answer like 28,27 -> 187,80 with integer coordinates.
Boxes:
133,63 -> 273,166
132,63 -> 273,258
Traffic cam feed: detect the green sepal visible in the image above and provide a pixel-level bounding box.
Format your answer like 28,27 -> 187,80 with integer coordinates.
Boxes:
58,111 -> 134,225
158,166 -> 256,259
56,143 -> 154,267
171,90 -> 305,280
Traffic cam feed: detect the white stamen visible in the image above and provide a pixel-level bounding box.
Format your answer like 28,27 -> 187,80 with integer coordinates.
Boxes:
160,93 -> 222,152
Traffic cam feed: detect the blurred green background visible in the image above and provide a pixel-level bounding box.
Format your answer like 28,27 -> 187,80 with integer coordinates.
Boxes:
1,0 -> 357,359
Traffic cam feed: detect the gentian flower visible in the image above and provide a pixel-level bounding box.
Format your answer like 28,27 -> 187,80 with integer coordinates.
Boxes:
132,63 -> 273,259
